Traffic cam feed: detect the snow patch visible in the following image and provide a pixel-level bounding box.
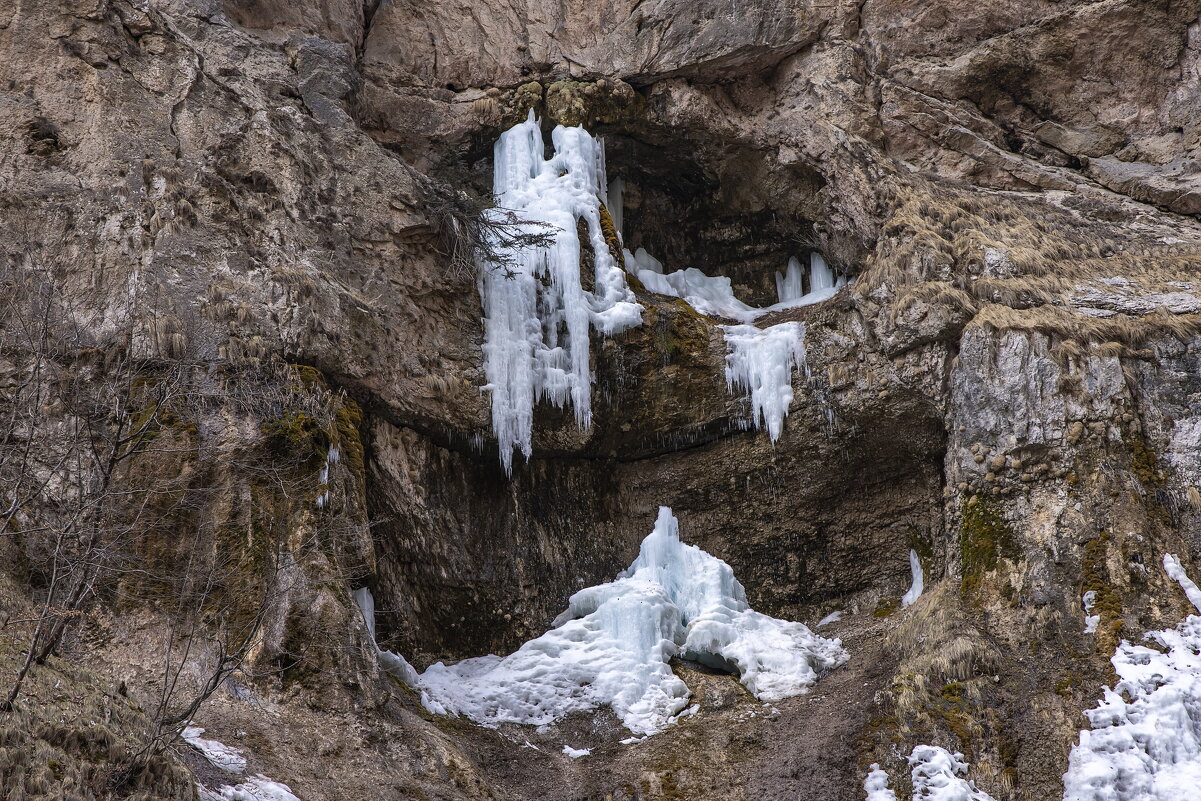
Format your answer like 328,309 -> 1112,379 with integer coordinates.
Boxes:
818,611 -> 843,627
562,745 -> 591,759
183,727 -> 247,774
201,777 -> 302,801
479,112 -> 642,473
633,250 -> 844,325
379,507 -> 846,736
864,763 -> 897,801
1083,590 -> 1100,634
901,549 -> 924,608
1061,555 -> 1201,801
722,322 -> 808,442
909,745 -> 998,801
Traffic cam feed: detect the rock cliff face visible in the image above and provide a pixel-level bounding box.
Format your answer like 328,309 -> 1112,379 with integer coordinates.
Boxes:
3,1 -> 1201,800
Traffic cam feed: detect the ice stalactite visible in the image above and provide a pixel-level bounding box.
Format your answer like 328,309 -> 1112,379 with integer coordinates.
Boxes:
721,322 -> 808,442
478,112 -> 642,474
1061,554 -> 1201,801
776,256 -> 805,303
359,507 -> 846,737
353,587 -> 422,687
901,549 -> 924,608
315,445 -> 339,509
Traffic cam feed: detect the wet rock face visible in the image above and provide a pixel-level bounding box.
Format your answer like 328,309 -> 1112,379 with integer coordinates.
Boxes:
6,1 -> 1201,800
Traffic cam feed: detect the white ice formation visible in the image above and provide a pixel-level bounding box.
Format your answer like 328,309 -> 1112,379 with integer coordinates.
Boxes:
185,727 -> 302,801
864,763 -> 897,801
183,727 -> 247,774
1061,554 -> 1201,801
1083,590 -> 1100,635
315,445 -> 339,509
909,745 -> 998,801
353,587 -> 421,686
901,549 -> 925,608
479,112 -> 642,473
721,322 -> 808,442
562,745 -> 591,759
359,507 -> 846,736
633,249 -> 844,326
864,748 -> 996,801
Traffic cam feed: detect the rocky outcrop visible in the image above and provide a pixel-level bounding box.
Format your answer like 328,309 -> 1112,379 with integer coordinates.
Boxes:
4,1 -> 1201,800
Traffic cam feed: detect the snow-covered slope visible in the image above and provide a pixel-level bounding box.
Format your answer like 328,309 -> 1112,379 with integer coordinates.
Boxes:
1061,554 -> 1201,801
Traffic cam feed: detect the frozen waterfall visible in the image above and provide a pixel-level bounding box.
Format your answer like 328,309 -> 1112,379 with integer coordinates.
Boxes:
722,322 -> 808,442
357,507 -> 846,737
478,112 -> 642,473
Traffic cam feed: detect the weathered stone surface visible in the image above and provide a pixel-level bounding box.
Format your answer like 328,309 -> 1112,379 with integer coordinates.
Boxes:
5,1 -> 1201,800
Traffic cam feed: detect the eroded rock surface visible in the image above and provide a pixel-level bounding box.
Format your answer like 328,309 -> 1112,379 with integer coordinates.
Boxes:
3,1 -> 1201,800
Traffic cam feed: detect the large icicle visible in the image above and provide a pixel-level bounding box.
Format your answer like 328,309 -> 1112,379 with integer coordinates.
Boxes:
1061,554 -> 1201,801
721,322 -> 808,442
479,112 -> 642,473
366,507 -> 846,737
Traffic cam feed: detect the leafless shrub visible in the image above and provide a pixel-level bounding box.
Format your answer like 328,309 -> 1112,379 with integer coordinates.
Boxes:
412,170 -> 556,280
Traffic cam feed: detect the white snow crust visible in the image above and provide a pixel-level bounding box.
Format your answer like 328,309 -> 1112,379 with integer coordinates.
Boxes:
721,322 -> 808,442
909,745 -> 998,801
562,745 -> 591,758
1083,590 -> 1100,634
901,549 -> 925,608
479,112 -> 642,473
632,252 -> 842,325
369,507 -> 845,736
864,763 -> 897,801
1061,554 -> 1201,801
183,726 -> 247,773
186,728 -> 301,801
202,777 -> 302,801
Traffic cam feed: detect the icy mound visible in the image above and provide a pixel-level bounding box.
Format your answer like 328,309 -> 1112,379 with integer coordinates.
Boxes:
722,322 -> 808,442
1062,554 -> 1201,801
368,507 -> 846,736
479,112 -> 642,473
863,747 -> 996,801
909,746 -> 998,801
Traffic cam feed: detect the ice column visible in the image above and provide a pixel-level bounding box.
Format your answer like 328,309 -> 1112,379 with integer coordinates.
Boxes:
775,256 -> 805,303
479,112 -> 642,473
901,549 -> 924,608
810,251 -> 836,292
721,322 -> 808,442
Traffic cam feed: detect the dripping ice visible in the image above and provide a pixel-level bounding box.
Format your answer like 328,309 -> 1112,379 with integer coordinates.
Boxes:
478,112 -> 641,474
355,507 -> 847,736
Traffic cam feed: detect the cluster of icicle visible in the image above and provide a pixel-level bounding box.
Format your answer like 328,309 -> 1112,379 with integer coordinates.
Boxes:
477,111 -> 641,474
1061,554 -> 1201,800
356,507 -> 847,737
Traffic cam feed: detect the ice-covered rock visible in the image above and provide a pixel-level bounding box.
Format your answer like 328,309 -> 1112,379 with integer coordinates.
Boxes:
376,507 -> 846,736
479,112 -> 642,473
864,763 -> 897,801
721,322 -> 808,442
909,745 -> 997,801
1061,554 -> 1201,801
